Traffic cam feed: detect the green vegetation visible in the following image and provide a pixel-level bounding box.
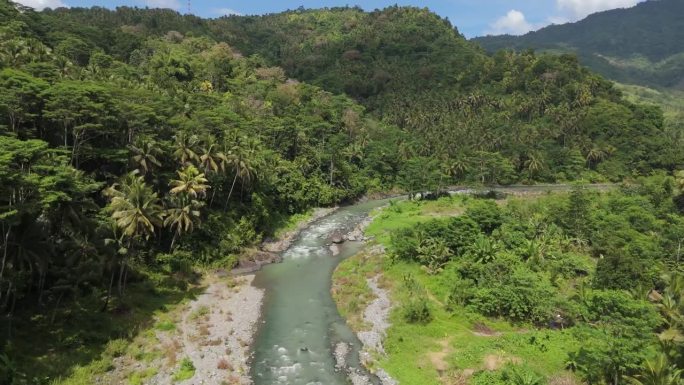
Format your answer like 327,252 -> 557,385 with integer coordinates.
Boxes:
474,0 -> 684,89
128,367 -> 158,385
172,357 -> 195,381
215,6 -> 682,182
0,0 -> 682,383
273,209 -> 314,238
337,175 -> 684,384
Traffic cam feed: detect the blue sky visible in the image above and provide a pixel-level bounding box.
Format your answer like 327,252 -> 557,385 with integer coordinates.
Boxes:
17,0 -> 645,37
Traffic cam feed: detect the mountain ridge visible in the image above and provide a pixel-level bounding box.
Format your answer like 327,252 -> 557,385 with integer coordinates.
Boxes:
473,0 -> 684,89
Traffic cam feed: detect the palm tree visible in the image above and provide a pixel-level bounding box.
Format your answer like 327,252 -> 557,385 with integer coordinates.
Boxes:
169,165 -> 209,199
103,171 -> 164,295
624,354 -> 684,385
129,138 -> 162,175
105,172 -> 164,240
225,137 -> 258,205
173,132 -> 200,166
445,157 -> 470,181
164,198 -> 203,250
199,135 -> 228,175
586,146 -> 607,169
524,152 -> 544,177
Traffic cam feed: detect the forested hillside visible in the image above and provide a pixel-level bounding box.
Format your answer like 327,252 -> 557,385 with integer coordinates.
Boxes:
474,0 -> 684,89
0,1 -> 682,382
211,6 -> 682,183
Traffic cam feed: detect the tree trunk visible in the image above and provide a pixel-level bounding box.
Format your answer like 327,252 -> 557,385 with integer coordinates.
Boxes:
0,225 -> 11,304
225,171 -> 239,210
2,282 -> 12,310
329,158 -> 334,186
50,291 -> 64,325
117,258 -> 125,296
170,233 -> 178,251
122,264 -> 129,295
102,268 -> 115,312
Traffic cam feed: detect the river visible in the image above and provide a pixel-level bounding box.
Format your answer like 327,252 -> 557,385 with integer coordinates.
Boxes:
251,199 -> 388,385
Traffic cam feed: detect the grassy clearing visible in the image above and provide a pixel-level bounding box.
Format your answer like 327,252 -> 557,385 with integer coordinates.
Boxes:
366,196 -> 468,245
4,269 -> 203,385
379,261 -> 579,384
336,194 -> 581,384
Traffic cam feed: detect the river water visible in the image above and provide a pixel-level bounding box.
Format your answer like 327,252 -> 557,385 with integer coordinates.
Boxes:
251,199 -> 388,385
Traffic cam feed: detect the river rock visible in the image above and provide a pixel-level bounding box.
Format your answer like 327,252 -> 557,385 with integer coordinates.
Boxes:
231,251 -> 282,275
331,234 -> 345,244
330,244 -> 340,256
334,342 -> 350,369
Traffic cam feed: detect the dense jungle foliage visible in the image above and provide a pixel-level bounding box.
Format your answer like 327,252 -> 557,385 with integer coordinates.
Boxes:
474,0 -> 684,90
0,0 -> 682,382
381,178 -> 684,384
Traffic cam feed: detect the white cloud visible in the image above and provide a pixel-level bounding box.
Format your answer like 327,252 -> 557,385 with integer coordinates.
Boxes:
556,0 -> 640,20
215,7 -> 242,16
487,10 -> 534,36
144,0 -> 181,10
14,0 -> 66,10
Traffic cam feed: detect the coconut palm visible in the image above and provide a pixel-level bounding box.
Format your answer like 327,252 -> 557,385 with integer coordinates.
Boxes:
129,138 -> 162,175
225,137 -> 259,204
104,171 -> 164,240
445,157 -> 470,181
524,152 -> 544,176
103,171 -> 164,295
164,198 -> 203,250
199,135 -> 228,175
586,146 -> 607,168
169,165 -> 209,199
173,132 -> 200,166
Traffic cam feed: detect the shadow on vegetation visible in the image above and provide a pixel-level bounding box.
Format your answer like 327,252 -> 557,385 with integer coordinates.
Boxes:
1,270 -> 204,384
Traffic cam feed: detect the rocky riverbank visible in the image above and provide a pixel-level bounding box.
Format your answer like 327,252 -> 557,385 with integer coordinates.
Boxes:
100,274 -> 263,385
232,207 -> 339,275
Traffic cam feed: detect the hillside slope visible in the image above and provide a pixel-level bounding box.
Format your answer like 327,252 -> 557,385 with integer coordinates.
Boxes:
473,0 -> 684,89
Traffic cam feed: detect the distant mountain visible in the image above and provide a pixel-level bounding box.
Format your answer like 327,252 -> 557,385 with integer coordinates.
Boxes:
473,0 -> 684,89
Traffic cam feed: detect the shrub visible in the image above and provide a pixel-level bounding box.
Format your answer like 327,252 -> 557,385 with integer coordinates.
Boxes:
470,266 -> 555,324
402,296 -> 432,324
465,199 -> 503,234
446,278 -> 476,309
502,364 -> 546,385
173,357 -> 196,381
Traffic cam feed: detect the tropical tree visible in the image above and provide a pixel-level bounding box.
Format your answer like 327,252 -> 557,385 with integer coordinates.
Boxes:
225,137 -> 259,204
169,165 -> 209,199
129,137 -> 163,175
173,132 -> 200,166
103,171 -> 164,294
199,135 -> 228,175
164,198 -> 203,250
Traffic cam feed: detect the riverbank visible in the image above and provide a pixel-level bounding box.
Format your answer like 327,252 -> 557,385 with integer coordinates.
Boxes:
333,193 -> 587,385
231,207 -> 339,275
96,274 -> 263,385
